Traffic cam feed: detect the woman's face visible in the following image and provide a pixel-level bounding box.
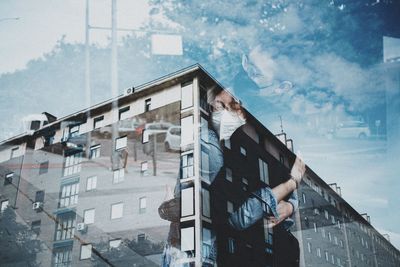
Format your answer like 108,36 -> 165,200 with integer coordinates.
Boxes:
242,46 -> 277,88
210,90 -> 246,140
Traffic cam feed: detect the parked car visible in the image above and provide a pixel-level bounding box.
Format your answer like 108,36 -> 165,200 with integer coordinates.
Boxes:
164,126 -> 181,151
99,120 -> 140,138
328,121 -> 370,139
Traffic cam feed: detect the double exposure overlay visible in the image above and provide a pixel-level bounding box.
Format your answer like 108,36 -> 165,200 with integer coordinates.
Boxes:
0,0 -> 400,266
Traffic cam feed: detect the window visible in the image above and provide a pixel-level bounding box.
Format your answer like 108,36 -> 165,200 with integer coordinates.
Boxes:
39,161 -> 49,175
4,173 -> 13,185
142,130 -> 149,143
181,153 -> 194,179
137,233 -> 146,242
307,242 -> 312,253
1,200 -> 9,212
202,228 -> 213,260
111,202 -> 123,219
93,116 -> 104,129
139,197 -> 147,214
181,82 -> 193,109
90,144 -> 101,159
63,151 -> 83,176
80,244 -> 92,260
242,177 -> 249,191
302,193 -> 306,203
279,154 -> 284,165
227,201 -> 234,214
84,209 -> 95,224
181,227 -> 195,251
86,176 -> 97,191
321,228 -> 326,238
340,239 -> 344,247
53,246 -> 72,267
69,125 -> 80,137
141,161 -> 148,174
258,158 -> 269,184
202,188 -> 210,218
201,150 -> 209,180
59,183 -> 79,208
313,222 -> 317,232
119,106 -> 130,120
240,146 -> 247,156
10,147 -> 19,158
109,239 -> 121,249
314,208 -> 320,215
325,210 -> 329,219
228,238 -> 235,254
115,136 -> 127,150
200,116 -> 209,143
145,98 -> 151,112
55,212 -> 76,241
325,251 -> 329,261
331,254 -> 335,264
331,215 -> 335,224
31,220 -> 41,235
264,225 -> 273,245
334,236 -> 338,245
225,168 -> 233,182
35,190 -> 45,202
113,168 -> 125,184
317,248 -> 321,257
181,187 -> 194,217
181,115 -> 194,144
328,232 -> 332,242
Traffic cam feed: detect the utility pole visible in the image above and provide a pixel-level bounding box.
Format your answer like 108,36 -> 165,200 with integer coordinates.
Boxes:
85,0 -> 92,157
111,0 -> 119,156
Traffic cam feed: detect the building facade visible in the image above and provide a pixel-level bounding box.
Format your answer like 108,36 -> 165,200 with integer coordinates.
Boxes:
0,65 -> 399,266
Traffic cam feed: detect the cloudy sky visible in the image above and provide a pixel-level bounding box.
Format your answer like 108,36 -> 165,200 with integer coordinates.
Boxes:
1,0 -> 400,251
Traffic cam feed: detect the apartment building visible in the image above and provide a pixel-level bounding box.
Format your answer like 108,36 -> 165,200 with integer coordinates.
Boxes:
0,64 -> 399,266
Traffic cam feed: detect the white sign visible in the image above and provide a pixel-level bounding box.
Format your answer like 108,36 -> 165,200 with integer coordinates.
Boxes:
151,34 -> 183,56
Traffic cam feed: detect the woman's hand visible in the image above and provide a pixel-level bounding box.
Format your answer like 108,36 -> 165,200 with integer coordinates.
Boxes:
290,154 -> 306,186
265,201 -> 294,228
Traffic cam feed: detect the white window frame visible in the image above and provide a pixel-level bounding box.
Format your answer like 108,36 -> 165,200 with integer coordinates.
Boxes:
80,244 -> 92,260
181,187 -> 194,217
59,182 -> 79,208
181,153 -> 194,179
63,151 -> 83,176
111,202 -> 124,219
86,176 -> 97,191
83,209 -> 95,224
119,106 -> 130,120
109,239 -> 122,249
93,116 -> 104,129
181,82 -> 193,109
115,136 -> 127,151
10,147 -> 19,159
113,168 -> 125,184
1,200 -> 9,212
181,115 -> 194,145
139,197 -> 147,214
258,158 -> 269,184
90,144 -> 101,159
181,227 -> 195,251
